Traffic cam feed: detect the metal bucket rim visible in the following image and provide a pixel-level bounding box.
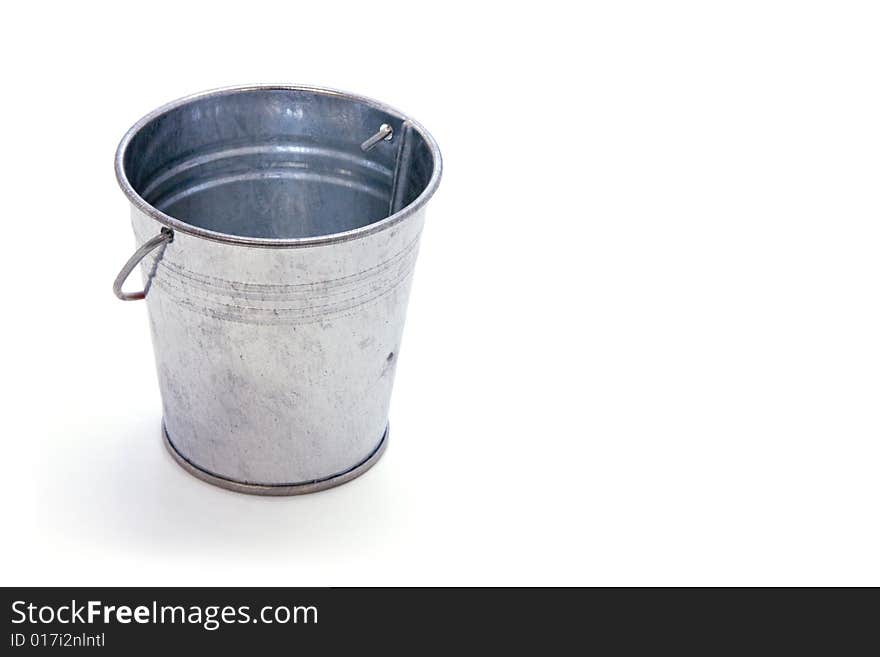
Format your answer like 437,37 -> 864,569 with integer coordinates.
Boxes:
115,84 -> 443,248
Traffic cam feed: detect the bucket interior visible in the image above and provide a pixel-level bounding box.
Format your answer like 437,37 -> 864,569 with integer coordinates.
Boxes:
121,89 -> 437,239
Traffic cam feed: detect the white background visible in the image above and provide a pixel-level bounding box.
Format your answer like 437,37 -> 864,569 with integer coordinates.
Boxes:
2,1 -> 879,586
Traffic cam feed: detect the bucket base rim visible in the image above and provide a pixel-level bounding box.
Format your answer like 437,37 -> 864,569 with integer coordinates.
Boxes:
162,422 -> 388,496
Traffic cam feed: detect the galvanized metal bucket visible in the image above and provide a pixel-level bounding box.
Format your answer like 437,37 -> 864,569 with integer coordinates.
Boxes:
113,85 -> 442,495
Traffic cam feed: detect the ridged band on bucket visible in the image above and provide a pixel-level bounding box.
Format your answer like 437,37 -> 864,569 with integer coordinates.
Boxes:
114,85 -> 441,494
163,422 -> 389,496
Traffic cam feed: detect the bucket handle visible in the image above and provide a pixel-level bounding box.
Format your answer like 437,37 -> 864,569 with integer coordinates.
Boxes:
113,228 -> 174,301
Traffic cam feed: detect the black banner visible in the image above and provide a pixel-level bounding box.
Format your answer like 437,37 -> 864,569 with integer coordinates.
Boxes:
1,588 -> 874,651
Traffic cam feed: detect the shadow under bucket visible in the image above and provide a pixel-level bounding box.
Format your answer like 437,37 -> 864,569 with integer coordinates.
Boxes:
113,85 -> 442,494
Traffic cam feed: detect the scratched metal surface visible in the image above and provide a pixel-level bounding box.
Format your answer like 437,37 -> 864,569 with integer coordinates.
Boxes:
116,86 -> 441,490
